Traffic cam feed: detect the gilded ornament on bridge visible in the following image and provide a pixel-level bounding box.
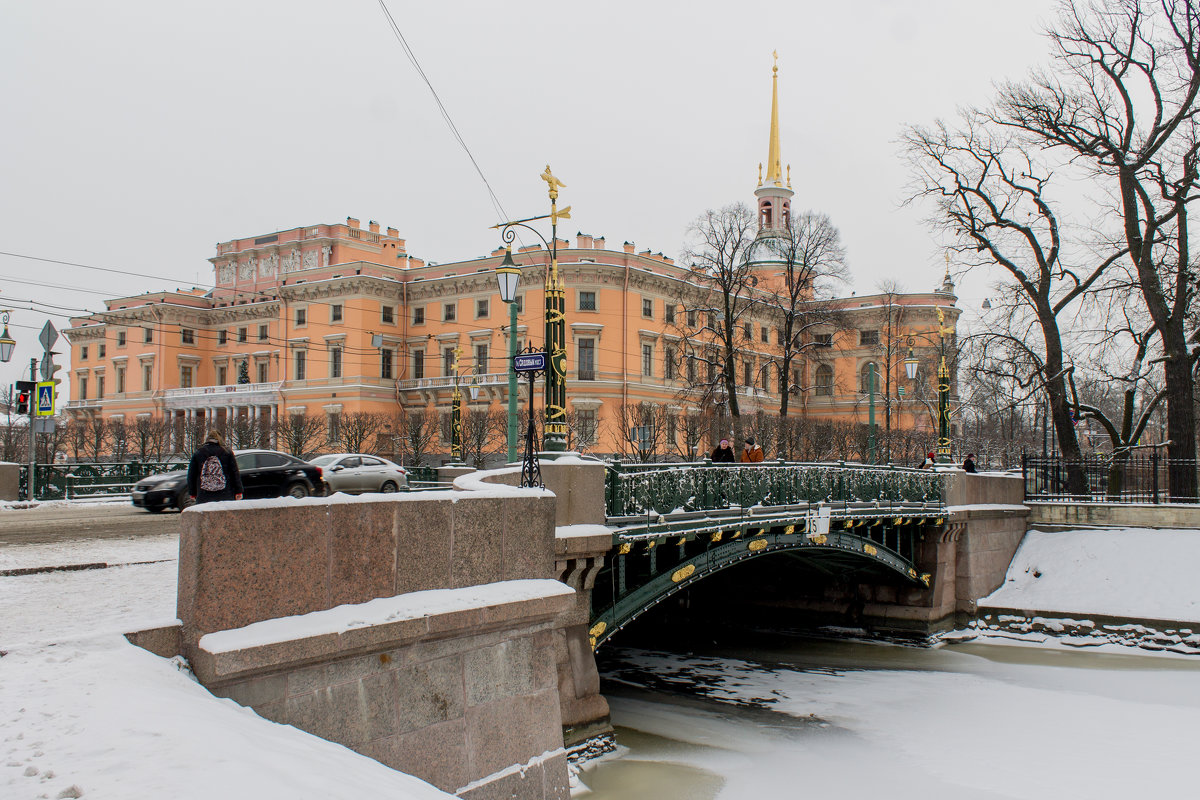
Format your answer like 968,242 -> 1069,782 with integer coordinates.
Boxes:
676,536 -> 687,546
863,544 -> 878,556
784,525 -> 795,535
646,539 -> 657,550
810,534 -> 827,545
756,528 -> 767,536
618,543 -> 631,555
589,621 -> 606,638
908,568 -> 918,579
710,531 -> 723,542
748,538 -> 768,552
936,517 -> 944,526
920,573 -> 931,586
671,564 -> 696,583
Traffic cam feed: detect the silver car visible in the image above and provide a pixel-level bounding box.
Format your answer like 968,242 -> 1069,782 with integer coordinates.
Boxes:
309,454 -> 408,494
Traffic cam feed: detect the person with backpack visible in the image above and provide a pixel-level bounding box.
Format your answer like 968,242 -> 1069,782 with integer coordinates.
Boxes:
187,429 -> 243,504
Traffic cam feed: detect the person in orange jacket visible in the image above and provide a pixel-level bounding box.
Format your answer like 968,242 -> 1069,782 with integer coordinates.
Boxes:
740,436 -> 765,463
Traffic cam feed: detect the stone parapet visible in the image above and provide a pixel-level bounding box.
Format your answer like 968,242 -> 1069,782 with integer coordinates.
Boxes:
177,489 -> 555,650
1027,501 -> 1200,530
198,582 -> 572,799
0,462 -> 18,501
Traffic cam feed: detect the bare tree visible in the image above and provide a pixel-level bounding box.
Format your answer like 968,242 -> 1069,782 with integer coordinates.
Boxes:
994,0 -> 1200,497
274,412 -> 326,458
904,115 -> 1126,492
337,411 -> 386,454
672,411 -> 706,461
676,203 -> 760,417
107,418 -> 129,461
608,401 -> 669,462
754,211 -> 850,416
460,407 -> 505,468
395,407 -> 438,466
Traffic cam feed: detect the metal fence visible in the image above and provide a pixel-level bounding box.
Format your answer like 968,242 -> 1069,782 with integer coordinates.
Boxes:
605,460 -> 945,518
19,460 -> 189,501
1023,453 -> 1200,504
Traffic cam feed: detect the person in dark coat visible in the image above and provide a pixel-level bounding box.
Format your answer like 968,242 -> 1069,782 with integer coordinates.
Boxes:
710,438 -> 736,463
187,430 -> 243,504
962,453 -> 978,473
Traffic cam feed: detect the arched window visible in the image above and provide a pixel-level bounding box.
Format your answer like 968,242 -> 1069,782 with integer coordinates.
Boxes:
859,362 -> 879,393
760,201 -> 773,228
815,364 -> 834,397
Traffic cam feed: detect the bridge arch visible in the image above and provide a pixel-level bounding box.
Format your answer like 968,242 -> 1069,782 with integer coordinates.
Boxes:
588,521 -> 934,650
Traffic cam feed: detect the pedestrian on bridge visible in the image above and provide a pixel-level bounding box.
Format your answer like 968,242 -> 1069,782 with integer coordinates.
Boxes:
711,438 -> 735,463
187,430 -> 243,505
962,454 -> 978,473
740,437 -> 765,463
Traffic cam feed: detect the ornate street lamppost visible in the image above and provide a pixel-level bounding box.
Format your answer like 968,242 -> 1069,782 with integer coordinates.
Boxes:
935,306 -> 953,464
449,345 -> 479,465
494,248 -> 521,463
0,310 -> 15,363
492,166 -> 571,454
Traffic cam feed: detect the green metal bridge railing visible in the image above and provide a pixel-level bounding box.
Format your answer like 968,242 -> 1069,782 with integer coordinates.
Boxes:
19,461 -> 189,502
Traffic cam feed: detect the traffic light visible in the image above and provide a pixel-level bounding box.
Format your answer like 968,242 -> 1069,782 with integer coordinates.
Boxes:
15,380 -> 34,415
40,351 -> 62,386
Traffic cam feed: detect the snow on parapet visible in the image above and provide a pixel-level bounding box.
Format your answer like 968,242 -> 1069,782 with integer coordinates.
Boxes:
199,579 -> 574,654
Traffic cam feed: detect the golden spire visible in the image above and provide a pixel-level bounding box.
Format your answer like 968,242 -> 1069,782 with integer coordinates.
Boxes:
766,51 -> 782,184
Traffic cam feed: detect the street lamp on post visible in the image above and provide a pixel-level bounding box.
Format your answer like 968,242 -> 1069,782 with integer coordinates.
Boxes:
495,248 -> 521,463
492,166 -> 572,455
0,310 -> 15,363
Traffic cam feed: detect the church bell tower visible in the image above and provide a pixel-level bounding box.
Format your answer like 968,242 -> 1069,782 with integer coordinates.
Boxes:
754,51 -> 793,238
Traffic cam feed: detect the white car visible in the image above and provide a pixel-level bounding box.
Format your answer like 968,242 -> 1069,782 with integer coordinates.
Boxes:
308,454 -> 409,494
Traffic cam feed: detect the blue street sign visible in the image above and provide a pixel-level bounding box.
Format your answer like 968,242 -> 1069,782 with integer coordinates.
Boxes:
513,351 -> 547,373
35,381 -> 55,416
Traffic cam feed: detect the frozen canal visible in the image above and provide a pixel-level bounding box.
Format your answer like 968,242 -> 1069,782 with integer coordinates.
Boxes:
579,635 -> 1200,799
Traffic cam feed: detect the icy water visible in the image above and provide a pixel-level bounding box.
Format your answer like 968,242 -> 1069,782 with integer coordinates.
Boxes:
577,633 -> 1200,799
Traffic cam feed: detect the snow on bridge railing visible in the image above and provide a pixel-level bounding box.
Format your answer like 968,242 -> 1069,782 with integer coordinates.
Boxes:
604,460 -> 944,519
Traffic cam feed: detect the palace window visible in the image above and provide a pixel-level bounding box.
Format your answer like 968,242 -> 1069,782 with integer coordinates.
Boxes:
413,307 -> 425,325
578,339 -> 595,381
860,330 -> 879,346
80,346 -> 89,361
330,346 -> 342,379
144,327 -> 153,343
474,343 -> 488,374
444,302 -> 456,322
258,324 -> 268,342
815,333 -> 833,347
665,304 -> 676,324
476,299 -> 489,318
257,361 -> 268,383
642,298 -> 653,318
98,343 -> 106,358
294,351 -> 306,381
664,346 -> 676,381
443,347 -> 455,376
181,329 -> 194,345
96,376 -> 105,398
382,305 -> 395,324
578,291 -> 596,311
142,364 -> 152,391
687,310 -> 697,328
642,344 -> 653,377
859,362 -> 879,393
237,327 -> 247,343
577,409 -> 597,445
78,376 -> 88,400
216,365 -> 227,385
330,304 -> 343,323
381,349 -> 394,380
295,308 -> 306,327
412,350 -> 424,380
180,366 -> 193,389
761,326 -> 769,343
116,331 -> 126,347
116,367 -> 126,394
218,330 -> 227,345
815,364 -> 834,396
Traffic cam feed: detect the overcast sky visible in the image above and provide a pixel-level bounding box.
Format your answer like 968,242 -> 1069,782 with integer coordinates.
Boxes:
1,0 -> 1055,386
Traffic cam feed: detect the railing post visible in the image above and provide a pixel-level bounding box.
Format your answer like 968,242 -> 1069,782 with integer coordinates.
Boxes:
1152,449 -> 1160,504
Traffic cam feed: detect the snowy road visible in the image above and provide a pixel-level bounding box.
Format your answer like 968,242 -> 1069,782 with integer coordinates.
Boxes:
0,502 -> 180,546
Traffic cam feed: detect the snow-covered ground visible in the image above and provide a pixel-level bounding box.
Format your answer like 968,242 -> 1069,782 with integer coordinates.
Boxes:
981,527 -> 1200,620
0,533 -> 456,800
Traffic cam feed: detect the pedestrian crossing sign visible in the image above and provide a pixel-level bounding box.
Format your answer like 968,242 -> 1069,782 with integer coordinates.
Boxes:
35,381 -> 55,417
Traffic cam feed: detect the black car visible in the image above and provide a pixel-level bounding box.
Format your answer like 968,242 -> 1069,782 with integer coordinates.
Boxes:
131,449 -> 326,512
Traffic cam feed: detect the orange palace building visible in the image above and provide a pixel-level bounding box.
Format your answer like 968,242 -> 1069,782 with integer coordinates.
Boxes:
65,64 -> 959,460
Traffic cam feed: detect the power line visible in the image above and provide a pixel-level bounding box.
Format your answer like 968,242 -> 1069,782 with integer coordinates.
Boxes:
374,0 -> 511,226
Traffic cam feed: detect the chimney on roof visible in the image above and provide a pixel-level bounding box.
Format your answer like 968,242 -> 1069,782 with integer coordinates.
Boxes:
623,241 -> 635,254
387,227 -> 399,238
576,233 -> 594,249
368,220 -> 380,233
347,217 -> 360,229
594,237 -> 605,249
